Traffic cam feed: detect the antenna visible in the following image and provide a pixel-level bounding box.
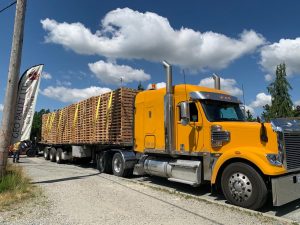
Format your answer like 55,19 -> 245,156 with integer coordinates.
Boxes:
120,76 -> 124,87
242,84 -> 246,116
182,69 -> 188,102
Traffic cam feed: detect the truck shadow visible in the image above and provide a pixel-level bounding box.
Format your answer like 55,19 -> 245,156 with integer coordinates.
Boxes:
260,195 -> 300,217
136,175 -> 300,217
31,173 -> 100,184
134,175 -> 225,200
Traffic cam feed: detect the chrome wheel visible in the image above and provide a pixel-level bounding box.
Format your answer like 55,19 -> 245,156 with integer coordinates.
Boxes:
113,157 -> 122,173
228,172 -> 252,202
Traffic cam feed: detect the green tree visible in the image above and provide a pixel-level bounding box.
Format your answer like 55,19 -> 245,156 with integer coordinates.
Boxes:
263,63 -> 293,120
30,109 -> 50,141
262,104 -> 271,121
293,105 -> 300,117
246,110 -> 255,121
137,81 -> 145,91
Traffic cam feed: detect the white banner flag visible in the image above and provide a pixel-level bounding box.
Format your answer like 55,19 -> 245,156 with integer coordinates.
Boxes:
11,64 -> 43,144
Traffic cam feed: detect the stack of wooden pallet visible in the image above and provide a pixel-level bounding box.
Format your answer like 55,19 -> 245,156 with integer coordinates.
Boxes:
41,88 -> 138,146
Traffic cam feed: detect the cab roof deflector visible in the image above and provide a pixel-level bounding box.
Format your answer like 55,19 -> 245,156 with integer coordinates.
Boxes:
190,91 -> 241,104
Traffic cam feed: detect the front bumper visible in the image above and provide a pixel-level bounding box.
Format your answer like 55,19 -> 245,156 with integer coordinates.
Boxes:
272,172 -> 300,206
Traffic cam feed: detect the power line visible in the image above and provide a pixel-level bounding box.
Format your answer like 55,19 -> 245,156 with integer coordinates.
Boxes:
0,1 -> 16,14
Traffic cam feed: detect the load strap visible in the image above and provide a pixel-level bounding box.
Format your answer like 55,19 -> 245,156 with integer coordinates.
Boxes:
73,104 -> 79,127
95,96 -> 101,123
48,112 -> 56,132
45,114 -> 50,131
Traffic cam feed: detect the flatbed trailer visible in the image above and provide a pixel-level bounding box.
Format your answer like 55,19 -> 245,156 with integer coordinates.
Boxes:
40,87 -> 137,169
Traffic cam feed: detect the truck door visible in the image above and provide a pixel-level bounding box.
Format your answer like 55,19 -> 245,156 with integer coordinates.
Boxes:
176,102 -> 204,153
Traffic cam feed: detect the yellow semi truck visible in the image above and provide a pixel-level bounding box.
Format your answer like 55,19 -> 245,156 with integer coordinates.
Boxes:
41,61 -> 300,210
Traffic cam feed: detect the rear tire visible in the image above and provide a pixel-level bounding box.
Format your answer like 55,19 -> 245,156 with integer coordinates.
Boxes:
96,151 -> 112,174
112,153 -> 132,177
49,147 -> 56,162
221,162 -> 267,210
56,148 -> 63,164
44,148 -> 50,160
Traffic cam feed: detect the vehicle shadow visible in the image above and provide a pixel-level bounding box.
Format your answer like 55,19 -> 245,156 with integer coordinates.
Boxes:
31,172 -> 100,184
133,175 -> 226,201
260,195 -> 300,217
134,175 -> 300,217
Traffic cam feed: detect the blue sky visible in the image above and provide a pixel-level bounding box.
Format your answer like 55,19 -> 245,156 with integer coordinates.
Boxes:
1,0 -> 300,118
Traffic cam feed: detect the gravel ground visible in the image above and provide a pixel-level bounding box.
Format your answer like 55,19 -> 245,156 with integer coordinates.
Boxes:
0,157 -> 297,225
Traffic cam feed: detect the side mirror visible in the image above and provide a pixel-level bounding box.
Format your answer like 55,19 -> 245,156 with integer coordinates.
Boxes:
180,101 -> 190,126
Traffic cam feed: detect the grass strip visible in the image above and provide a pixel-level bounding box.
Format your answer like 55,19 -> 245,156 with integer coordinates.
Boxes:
0,163 -> 35,210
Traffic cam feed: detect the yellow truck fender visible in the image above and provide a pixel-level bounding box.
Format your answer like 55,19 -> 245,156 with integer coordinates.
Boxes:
210,147 -> 287,184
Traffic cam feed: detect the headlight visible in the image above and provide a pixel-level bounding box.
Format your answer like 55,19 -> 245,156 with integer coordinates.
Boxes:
266,153 -> 283,166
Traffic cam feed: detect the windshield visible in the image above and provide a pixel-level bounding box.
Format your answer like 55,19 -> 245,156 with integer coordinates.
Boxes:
201,100 -> 245,122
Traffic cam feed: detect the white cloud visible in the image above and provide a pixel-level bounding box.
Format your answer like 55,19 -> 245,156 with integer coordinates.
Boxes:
41,8 -> 265,70
56,80 -> 72,86
244,105 -> 255,115
260,38 -> 300,76
88,60 -> 150,84
295,100 -> 300,106
249,92 -> 271,108
147,82 -> 166,89
40,86 -> 111,103
199,77 -> 243,96
264,74 -> 273,82
0,104 -> 3,112
42,72 -> 52,80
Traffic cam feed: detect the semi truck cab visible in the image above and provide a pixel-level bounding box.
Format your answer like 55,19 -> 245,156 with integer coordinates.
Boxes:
132,61 -> 300,210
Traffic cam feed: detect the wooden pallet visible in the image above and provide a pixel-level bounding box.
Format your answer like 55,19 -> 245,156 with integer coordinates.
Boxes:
41,88 -> 139,146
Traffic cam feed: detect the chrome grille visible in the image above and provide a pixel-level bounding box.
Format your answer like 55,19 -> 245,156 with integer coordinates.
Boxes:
284,132 -> 300,170
211,131 -> 230,142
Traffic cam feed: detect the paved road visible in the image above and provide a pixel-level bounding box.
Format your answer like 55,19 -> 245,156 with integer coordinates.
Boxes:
1,157 -> 299,225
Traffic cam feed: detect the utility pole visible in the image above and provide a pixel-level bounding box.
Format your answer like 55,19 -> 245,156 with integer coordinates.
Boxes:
0,0 -> 27,177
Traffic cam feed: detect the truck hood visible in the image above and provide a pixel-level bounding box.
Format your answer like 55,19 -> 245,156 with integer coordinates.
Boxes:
210,121 -> 278,154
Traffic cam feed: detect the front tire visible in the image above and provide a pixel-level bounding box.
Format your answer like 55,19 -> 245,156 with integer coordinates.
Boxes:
221,162 -> 267,210
49,147 -> 57,162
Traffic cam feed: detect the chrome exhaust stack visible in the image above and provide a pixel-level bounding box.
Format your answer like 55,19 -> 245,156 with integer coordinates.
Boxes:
212,74 -> 221,90
163,60 -> 175,154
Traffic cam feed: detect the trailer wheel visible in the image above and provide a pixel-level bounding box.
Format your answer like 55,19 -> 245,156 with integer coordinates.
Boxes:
44,148 -> 50,160
49,147 -> 56,162
56,148 -> 63,164
112,153 -> 132,177
96,152 -> 112,174
26,148 -> 36,157
221,162 -> 267,210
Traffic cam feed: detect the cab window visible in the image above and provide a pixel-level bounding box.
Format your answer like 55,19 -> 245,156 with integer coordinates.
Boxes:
189,102 -> 198,122
178,102 -> 198,122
